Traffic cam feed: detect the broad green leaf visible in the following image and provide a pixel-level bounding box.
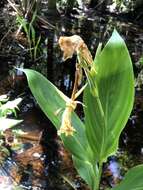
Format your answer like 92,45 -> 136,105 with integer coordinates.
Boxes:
22,69 -> 98,189
112,165 -> 143,190
0,118 -> 22,129
84,30 -> 134,162
22,69 -> 94,162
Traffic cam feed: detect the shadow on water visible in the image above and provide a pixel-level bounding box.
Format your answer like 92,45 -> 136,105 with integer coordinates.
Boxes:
1,9 -> 143,189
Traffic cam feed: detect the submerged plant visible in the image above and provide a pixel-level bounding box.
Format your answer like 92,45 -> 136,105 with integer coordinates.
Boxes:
21,30 -> 143,190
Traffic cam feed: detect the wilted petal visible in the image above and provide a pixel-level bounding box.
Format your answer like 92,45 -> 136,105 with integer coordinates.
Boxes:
57,99 -> 77,136
59,35 -> 93,66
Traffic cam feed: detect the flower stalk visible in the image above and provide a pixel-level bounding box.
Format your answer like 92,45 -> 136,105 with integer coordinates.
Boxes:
58,35 -> 93,136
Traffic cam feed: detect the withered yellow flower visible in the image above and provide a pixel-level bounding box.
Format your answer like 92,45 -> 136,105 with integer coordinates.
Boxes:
58,35 -> 92,137
57,99 -> 77,136
58,35 -> 93,65
59,35 -> 82,60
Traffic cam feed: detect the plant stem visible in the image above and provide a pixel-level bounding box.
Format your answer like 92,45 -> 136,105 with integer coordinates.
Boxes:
71,65 -> 80,100
97,162 -> 103,190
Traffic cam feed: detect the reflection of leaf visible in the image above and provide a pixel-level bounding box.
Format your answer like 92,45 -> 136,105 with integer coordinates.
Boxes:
0,98 -> 22,117
0,118 -> 22,129
13,186 -> 24,190
0,145 -> 10,156
11,143 -> 23,151
111,165 -> 143,190
0,95 -> 8,103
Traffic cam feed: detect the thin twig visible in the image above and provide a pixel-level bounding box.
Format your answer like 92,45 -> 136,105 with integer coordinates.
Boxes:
7,0 -> 21,15
36,15 -> 56,29
0,26 -> 14,48
15,11 -> 28,37
59,174 -> 77,190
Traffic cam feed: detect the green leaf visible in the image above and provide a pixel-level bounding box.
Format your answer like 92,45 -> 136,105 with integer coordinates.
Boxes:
84,30 -> 134,162
111,165 -> 143,190
94,42 -> 102,61
22,69 -> 94,162
22,69 -> 99,189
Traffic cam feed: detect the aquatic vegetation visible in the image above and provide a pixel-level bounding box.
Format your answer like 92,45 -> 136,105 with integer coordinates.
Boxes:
0,95 -> 22,128
7,0 -> 42,61
0,95 -> 22,169
22,30 -> 143,190
16,12 -> 41,61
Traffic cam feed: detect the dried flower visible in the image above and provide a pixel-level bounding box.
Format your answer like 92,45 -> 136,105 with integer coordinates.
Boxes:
58,35 -> 93,65
57,99 -> 77,136
58,35 -> 93,136
76,63 -> 83,86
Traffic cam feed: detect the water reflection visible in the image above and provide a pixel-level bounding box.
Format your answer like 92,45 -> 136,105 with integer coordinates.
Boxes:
108,157 -> 122,187
0,158 -> 16,190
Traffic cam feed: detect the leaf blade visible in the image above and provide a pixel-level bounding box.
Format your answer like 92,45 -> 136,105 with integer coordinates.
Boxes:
111,165 -> 143,190
84,30 -> 134,161
22,69 -> 94,162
